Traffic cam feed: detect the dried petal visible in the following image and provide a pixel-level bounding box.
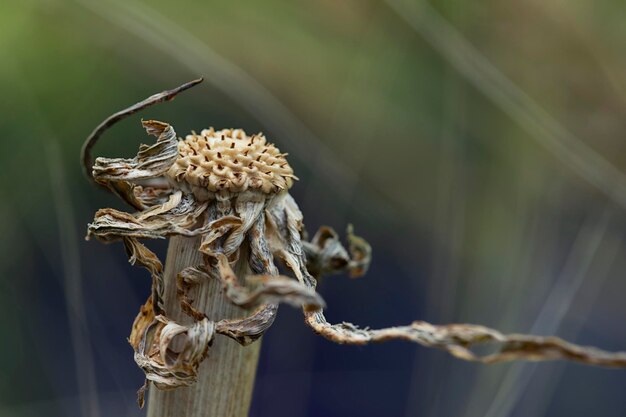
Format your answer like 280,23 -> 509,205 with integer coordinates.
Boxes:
215,304 -> 278,346
215,254 -> 324,310
123,238 -> 166,314
88,192 -> 209,241
133,314 -> 215,389
302,225 -> 371,279
93,120 -> 179,183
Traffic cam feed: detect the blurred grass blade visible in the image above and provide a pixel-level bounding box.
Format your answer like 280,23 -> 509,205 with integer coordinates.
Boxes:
480,207 -> 614,417
7,60 -> 101,417
384,0 -> 626,209
47,141 -> 101,417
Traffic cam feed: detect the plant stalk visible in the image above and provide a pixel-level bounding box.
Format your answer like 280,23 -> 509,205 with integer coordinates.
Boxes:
147,235 -> 261,417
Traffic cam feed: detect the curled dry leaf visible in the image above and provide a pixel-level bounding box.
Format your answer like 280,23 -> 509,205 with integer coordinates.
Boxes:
84,80 -> 626,406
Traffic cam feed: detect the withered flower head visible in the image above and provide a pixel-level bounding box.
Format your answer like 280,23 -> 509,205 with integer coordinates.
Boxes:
83,80 -> 626,406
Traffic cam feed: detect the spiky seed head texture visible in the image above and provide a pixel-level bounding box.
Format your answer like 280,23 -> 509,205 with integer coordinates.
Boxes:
167,128 -> 297,196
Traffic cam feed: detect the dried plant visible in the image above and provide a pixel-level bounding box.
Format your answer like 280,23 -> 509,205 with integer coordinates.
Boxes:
83,80 -> 626,406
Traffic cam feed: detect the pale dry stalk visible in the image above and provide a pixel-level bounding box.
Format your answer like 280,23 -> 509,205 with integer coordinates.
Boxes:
147,235 -> 260,417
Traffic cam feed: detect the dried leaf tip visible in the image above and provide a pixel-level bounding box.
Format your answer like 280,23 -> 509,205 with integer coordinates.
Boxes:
81,78 -> 204,185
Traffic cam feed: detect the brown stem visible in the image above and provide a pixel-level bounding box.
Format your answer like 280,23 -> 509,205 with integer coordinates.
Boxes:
147,235 -> 261,417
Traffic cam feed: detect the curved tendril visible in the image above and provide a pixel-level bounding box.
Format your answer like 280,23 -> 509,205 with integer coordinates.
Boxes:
81,78 -> 204,184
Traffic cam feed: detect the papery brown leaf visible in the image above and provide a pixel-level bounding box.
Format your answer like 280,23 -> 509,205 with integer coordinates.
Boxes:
133,314 -> 215,390
88,192 -> 209,241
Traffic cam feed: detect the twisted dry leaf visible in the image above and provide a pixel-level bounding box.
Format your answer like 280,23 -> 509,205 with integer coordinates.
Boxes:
84,80 -> 626,405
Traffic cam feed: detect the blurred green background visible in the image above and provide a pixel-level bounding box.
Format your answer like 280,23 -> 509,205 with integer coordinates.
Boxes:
1,0 -> 626,416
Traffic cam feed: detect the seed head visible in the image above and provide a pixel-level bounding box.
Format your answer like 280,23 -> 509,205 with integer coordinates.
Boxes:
167,128 -> 296,198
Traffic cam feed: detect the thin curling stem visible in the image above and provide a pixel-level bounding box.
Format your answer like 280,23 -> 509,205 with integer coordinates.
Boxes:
81,78 -> 204,184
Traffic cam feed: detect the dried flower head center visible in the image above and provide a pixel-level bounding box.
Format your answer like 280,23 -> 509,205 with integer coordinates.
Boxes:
166,128 -> 296,197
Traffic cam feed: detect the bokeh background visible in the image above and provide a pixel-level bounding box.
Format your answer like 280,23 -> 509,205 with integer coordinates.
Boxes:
2,0 -> 626,416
